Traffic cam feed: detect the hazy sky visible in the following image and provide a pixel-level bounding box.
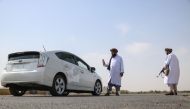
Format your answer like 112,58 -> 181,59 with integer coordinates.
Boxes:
0,0 -> 190,91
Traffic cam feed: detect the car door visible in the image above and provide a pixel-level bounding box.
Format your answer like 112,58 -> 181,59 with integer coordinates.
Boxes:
74,56 -> 94,90
55,52 -> 80,88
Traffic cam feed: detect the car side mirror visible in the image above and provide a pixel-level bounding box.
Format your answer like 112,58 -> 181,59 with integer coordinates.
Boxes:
91,67 -> 96,72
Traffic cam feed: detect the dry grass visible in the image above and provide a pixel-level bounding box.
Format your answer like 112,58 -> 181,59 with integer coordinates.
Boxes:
0,89 -> 11,95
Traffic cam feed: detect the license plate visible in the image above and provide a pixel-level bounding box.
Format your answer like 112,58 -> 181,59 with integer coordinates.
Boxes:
12,64 -> 29,71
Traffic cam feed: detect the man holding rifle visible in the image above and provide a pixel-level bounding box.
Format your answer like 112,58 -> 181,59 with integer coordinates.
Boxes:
160,48 -> 180,95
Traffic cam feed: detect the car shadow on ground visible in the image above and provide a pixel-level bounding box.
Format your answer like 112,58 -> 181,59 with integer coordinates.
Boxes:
17,95 -> 105,97
7,94 -> 190,97
14,94 -> 127,97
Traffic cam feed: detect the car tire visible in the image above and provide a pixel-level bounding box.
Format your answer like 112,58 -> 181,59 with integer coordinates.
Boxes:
92,81 -> 102,96
9,85 -> 26,96
49,75 -> 66,96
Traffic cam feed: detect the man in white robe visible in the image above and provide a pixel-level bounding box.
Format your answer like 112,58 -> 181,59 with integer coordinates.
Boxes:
160,48 -> 180,95
102,48 -> 124,96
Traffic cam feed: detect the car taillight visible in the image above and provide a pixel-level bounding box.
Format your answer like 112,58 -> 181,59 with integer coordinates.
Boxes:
38,54 -> 49,67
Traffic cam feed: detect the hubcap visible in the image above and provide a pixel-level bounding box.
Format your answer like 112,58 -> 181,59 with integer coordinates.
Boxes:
16,90 -> 25,94
15,86 -> 25,94
55,77 -> 65,94
95,82 -> 101,94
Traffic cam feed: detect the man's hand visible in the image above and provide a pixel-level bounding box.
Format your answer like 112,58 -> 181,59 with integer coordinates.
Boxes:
102,59 -> 105,65
160,68 -> 165,73
120,73 -> 124,77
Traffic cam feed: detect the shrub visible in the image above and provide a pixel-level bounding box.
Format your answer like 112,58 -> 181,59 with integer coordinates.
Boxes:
149,90 -> 154,93
120,90 -> 129,94
154,90 -> 161,93
110,91 -> 115,94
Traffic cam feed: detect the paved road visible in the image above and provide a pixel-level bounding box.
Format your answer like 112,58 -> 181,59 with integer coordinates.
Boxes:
0,94 -> 190,109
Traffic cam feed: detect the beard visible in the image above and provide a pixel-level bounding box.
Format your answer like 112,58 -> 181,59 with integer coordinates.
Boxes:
112,54 -> 117,57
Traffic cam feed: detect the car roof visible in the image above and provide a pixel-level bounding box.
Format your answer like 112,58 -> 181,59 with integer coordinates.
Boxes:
8,50 -> 90,67
42,50 -> 90,67
9,50 -> 74,55
42,50 -> 76,56
8,50 -> 77,59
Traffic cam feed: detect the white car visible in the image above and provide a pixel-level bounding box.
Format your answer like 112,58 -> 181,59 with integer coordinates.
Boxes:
1,50 -> 102,96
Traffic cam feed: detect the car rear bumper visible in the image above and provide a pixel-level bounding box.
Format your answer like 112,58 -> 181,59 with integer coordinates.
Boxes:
1,68 -> 45,87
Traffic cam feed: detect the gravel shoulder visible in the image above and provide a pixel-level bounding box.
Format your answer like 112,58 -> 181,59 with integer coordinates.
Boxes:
0,94 -> 190,109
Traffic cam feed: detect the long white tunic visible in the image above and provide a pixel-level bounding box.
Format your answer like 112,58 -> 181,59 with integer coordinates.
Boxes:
104,55 -> 124,86
164,53 -> 180,85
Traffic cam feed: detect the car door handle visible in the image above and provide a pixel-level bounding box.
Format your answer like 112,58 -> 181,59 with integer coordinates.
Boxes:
80,70 -> 84,73
64,64 -> 68,67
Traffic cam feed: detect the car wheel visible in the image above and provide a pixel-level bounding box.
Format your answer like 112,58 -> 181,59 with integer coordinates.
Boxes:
9,85 -> 26,96
92,81 -> 102,96
49,75 -> 66,96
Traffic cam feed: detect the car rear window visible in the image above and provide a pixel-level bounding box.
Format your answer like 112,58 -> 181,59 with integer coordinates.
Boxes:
8,52 -> 40,61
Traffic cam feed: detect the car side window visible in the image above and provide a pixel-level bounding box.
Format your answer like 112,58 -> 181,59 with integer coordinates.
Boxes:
55,52 -> 76,65
75,57 -> 89,70
62,54 -> 76,65
55,52 -> 63,59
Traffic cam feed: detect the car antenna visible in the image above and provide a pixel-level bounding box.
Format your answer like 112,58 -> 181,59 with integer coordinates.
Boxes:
42,45 -> 46,51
